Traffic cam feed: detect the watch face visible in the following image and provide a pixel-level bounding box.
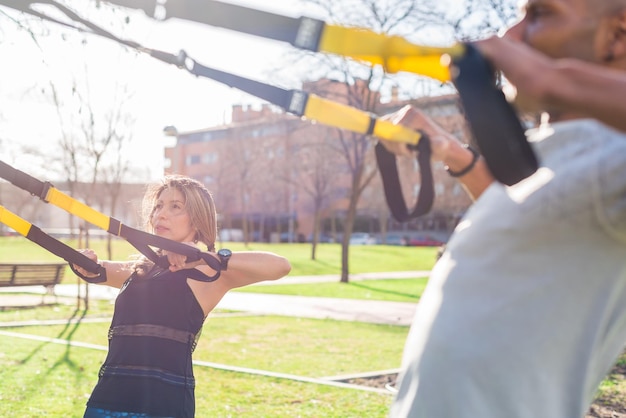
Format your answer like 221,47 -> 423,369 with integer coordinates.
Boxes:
218,249 -> 232,257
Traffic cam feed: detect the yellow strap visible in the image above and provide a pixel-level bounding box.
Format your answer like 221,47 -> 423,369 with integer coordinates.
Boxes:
304,94 -> 422,145
0,206 -> 32,237
318,24 -> 465,81
371,116 -> 422,145
46,188 -> 111,232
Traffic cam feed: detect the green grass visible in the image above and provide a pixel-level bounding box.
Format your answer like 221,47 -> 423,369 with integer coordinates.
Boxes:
0,313 -> 404,417
238,277 -> 429,303
0,237 -> 437,285
2,237 -> 624,416
0,237 -> 425,416
2,315 -> 407,377
3,305 -> 625,417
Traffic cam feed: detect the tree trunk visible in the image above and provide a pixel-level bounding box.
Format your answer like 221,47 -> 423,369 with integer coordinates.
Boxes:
310,209 -> 321,260
340,191 -> 359,283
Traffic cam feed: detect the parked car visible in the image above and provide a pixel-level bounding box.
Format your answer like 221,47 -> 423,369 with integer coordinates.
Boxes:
279,232 -> 306,243
307,233 -> 335,243
407,236 -> 446,247
379,234 -> 408,246
349,232 -> 377,245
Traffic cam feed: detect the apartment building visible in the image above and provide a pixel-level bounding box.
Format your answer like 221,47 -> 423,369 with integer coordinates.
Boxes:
164,79 -> 474,242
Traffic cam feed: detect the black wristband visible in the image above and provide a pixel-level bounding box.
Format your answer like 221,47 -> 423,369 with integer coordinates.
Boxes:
445,144 -> 480,177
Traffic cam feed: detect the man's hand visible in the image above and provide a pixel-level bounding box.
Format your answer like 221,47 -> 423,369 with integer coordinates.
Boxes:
379,105 -> 456,161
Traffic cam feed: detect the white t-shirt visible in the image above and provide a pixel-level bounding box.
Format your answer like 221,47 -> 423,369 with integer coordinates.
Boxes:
390,119 -> 626,418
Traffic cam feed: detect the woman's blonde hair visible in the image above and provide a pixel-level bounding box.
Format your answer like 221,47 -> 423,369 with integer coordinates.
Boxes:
134,175 -> 218,275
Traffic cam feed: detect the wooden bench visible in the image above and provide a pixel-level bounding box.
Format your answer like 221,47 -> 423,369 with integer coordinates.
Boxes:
0,263 -> 66,302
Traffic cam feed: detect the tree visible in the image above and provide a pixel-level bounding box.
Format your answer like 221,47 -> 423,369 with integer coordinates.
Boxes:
287,0 -> 440,282
283,122 -> 343,259
279,0 -> 519,281
46,58 -> 136,309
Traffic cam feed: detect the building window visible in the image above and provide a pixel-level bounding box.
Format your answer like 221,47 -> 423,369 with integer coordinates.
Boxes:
186,155 -> 201,165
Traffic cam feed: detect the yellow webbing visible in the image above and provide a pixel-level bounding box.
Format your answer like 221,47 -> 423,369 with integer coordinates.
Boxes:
45,188 -> 111,232
0,206 -> 32,237
304,94 -> 422,145
318,24 -> 465,81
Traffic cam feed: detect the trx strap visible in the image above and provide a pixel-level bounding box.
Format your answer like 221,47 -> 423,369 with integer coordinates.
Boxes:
0,161 -> 222,282
104,0 -> 462,82
451,44 -> 538,185
375,138 -> 434,221
149,50 -> 434,222
151,49 -> 424,147
0,1 -> 536,217
0,205 -> 107,283
0,1 -> 433,220
102,0 -> 538,186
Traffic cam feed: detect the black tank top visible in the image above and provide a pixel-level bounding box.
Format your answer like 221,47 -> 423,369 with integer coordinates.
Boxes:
87,266 -> 205,417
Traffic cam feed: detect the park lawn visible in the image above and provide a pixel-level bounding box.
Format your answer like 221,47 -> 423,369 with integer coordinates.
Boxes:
2,310 -> 625,417
236,277 -> 429,303
0,313 -> 406,417
3,238 -> 624,415
0,335 -> 394,418
1,315 -> 408,377
0,236 -> 438,285
0,291 -> 625,416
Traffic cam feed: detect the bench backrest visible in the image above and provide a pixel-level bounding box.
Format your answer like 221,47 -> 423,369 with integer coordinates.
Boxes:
0,263 -> 66,287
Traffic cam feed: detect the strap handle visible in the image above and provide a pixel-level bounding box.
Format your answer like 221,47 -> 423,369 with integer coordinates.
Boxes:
0,160 -> 221,283
375,136 -> 434,222
0,206 -> 107,283
452,43 -> 538,185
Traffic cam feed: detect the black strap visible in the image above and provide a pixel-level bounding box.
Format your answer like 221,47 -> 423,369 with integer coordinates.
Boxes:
375,137 -> 434,222
156,50 -> 298,112
0,160 -> 221,282
104,0 -> 325,51
26,225 -> 107,284
452,43 -> 539,185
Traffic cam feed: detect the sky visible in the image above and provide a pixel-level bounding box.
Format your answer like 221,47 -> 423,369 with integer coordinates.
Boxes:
0,0 -> 482,183
0,0 -> 322,181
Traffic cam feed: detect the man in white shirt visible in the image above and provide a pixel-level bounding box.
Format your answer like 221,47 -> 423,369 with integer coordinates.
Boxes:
385,1 -> 626,417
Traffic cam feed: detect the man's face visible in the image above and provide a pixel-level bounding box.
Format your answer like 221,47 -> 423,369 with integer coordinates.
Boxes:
505,0 -> 602,62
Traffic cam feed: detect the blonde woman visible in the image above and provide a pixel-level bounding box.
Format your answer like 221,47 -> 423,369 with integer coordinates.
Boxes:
75,175 -> 291,418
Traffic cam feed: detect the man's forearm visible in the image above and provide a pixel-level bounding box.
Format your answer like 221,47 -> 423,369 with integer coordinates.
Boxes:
442,141 -> 494,200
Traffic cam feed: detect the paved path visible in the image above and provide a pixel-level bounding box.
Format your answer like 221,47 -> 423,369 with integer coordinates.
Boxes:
0,271 -> 430,326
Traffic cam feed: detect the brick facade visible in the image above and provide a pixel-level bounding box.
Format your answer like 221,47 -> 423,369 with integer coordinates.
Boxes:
164,79 -> 474,241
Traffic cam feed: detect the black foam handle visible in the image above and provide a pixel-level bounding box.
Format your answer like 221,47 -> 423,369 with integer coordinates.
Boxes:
452,43 -> 539,186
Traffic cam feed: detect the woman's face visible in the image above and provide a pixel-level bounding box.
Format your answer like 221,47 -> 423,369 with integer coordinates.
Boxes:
151,187 -> 196,243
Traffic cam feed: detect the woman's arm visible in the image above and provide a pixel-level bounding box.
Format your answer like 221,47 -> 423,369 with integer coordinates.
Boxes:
166,248 -> 291,290
98,260 -> 135,288
216,251 -> 291,289
72,249 -> 134,289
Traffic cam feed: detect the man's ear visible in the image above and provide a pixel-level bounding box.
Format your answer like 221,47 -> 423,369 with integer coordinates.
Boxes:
601,9 -> 626,63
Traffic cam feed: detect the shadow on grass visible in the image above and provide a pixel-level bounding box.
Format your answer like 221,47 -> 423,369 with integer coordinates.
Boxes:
348,282 -> 420,301
18,302 -> 89,364
0,302 -> 94,408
